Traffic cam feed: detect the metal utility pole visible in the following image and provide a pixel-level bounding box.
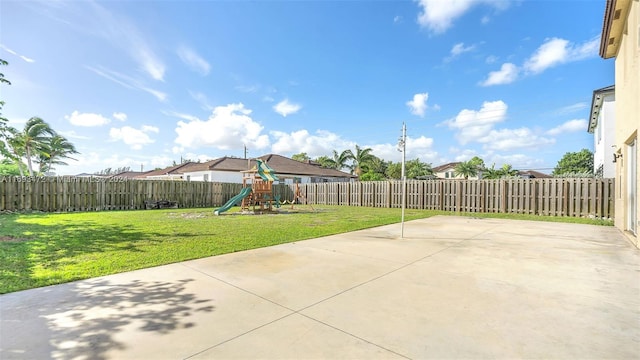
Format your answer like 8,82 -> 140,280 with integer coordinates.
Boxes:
398,122 -> 407,238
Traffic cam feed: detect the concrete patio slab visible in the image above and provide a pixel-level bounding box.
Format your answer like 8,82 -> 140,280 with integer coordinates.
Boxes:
1,216 -> 638,359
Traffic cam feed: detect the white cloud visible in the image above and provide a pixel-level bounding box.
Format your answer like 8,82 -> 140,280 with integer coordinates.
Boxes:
452,148 -> 481,162
446,100 -> 508,144
0,44 -> 35,63
66,110 -> 110,127
85,66 -> 167,101
273,99 -> 302,117
554,102 -> 588,115
235,84 -> 260,93
177,46 -> 211,76
394,15 -> 403,23
57,130 -> 91,140
141,125 -> 159,133
546,119 -> 587,135
270,129 -> 353,158
369,135 -> 438,163
188,90 -> 213,111
163,111 -> 199,122
91,3 -> 165,81
485,55 -> 498,64
109,125 -> 158,150
524,36 -> 600,74
451,42 -> 475,56
174,103 -> 270,151
480,127 -> 555,151
406,93 -> 429,117
486,153 -> 545,170
416,0 -> 508,34
113,112 -> 127,121
480,63 -> 519,86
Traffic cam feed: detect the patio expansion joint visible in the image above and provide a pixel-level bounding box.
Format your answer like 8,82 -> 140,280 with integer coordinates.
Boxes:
177,262 -> 409,359
179,225 -> 498,359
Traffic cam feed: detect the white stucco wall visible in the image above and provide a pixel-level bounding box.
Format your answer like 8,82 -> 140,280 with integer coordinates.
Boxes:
183,170 -> 243,183
593,93 -> 616,178
613,0 -> 640,246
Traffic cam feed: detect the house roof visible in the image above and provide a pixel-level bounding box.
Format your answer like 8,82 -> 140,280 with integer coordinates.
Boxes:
177,154 -> 356,179
517,170 -> 552,179
432,162 -> 460,172
141,162 -> 196,177
600,0 -> 632,58
588,85 -> 615,133
109,171 -> 152,179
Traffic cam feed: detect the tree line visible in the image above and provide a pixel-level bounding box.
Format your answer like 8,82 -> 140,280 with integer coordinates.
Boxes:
292,147 -> 595,181
0,59 -> 78,176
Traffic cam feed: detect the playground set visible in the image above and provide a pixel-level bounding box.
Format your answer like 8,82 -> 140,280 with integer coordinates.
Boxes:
214,159 -> 312,215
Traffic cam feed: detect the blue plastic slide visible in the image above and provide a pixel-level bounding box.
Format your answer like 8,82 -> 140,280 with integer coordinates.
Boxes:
214,187 -> 252,215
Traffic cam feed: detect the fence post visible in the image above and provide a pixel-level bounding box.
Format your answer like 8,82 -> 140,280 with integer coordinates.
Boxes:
501,180 -> 507,213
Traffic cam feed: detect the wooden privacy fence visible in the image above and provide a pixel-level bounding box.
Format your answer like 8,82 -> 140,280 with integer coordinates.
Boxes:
298,178 -> 615,218
0,177 -> 614,218
0,177 -> 295,212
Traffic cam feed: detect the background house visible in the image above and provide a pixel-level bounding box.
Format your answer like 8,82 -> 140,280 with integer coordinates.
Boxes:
599,0 -> 639,246
588,85 -> 616,178
137,162 -> 193,180
432,162 -> 481,179
517,170 -> 552,179
179,154 -> 356,184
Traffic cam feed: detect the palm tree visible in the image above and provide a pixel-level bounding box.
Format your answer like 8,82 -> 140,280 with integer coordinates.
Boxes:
454,160 -> 478,179
482,164 -> 500,179
499,164 -> 518,177
330,149 -> 352,171
15,117 -> 55,176
345,145 -> 375,178
482,163 -> 518,179
407,159 -> 433,179
37,134 -> 78,174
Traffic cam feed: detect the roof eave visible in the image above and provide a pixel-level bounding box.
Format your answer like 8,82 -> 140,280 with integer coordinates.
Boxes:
588,85 -> 615,133
600,0 -> 632,59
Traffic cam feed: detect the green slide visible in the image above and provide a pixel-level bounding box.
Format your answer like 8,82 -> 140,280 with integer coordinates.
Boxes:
214,187 -> 252,215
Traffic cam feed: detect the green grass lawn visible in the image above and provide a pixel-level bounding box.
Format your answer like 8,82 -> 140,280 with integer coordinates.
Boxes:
0,205 -> 612,294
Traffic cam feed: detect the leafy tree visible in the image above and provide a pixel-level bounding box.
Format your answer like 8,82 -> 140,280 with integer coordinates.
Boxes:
5,127 -> 26,176
385,162 -> 402,179
0,59 -> 11,159
366,155 -> 387,176
454,161 -> 478,179
468,156 -> 485,170
291,152 -> 310,162
0,161 -> 25,176
553,149 -> 594,176
360,171 -> 385,181
172,157 -> 195,166
95,166 -> 131,176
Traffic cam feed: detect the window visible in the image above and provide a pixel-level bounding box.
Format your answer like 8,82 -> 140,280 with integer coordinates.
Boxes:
203,174 -> 209,182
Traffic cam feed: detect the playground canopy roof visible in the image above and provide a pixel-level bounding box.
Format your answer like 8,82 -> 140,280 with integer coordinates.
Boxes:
255,159 -> 279,181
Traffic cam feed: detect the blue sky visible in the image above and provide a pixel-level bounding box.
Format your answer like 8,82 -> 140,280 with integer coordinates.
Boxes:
1,0 -> 613,175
